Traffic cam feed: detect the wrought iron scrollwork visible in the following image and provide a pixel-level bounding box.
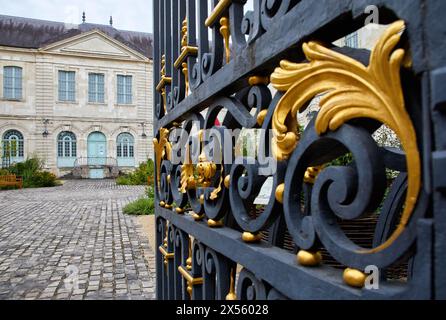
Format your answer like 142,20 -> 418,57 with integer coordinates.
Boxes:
154,0 -> 440,300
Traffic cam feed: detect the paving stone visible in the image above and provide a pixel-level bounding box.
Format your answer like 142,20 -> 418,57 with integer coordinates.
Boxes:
0,180 -> 156,300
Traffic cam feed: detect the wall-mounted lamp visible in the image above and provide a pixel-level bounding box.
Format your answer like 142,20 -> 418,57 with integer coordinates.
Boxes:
42,119 -> 50,138
141,122 -> 148,138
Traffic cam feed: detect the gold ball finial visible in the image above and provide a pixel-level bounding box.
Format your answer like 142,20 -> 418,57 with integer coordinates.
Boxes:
208,219 -> 224,228
225,292 -> 237,300
186,257 -> 192,271
248,76 -> 270,86
297,250 -> 322,267
242,232 -> 262,243
192,212 -> 205,221
159,201 -> 166,207
343,268 -> 366,288
275,183 -> 285,204
224,175 -> 231,189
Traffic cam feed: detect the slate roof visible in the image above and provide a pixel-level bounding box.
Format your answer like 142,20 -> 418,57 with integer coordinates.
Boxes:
0,15 -> 153,58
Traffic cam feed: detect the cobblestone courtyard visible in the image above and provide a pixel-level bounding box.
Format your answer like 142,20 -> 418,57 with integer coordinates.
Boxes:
0,180 -> 156,300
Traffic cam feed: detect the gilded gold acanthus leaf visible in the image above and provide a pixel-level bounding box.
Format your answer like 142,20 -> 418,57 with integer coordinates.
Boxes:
179,144 -> 196,194
270,20 -> 421,254
153,128 -> 172,190
209,166 -> 224,201
179,163 -> 195,193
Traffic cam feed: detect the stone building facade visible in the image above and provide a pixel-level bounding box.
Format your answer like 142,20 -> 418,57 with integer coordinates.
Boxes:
0,15 -> 154,178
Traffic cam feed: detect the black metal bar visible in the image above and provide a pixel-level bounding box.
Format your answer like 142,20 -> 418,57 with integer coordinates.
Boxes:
152,0 -> 443,300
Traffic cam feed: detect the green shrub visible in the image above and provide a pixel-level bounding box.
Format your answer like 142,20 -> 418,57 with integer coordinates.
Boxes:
146,185 -> 155,199
123,185 -> 155,216
117,159 -> 155,186
1,156 -> 58,189
26,171 -> 58,188
123,197 -> 155,216
9,157 -> 43,182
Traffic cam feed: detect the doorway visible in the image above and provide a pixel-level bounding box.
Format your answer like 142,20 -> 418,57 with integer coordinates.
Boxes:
87,132 -> 107,179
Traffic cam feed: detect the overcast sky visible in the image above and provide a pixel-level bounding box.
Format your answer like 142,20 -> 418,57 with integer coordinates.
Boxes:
1,0 -> 154,33
1,0 -> 254,33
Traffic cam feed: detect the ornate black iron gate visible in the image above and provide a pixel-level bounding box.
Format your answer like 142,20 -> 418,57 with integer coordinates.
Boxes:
153,0 -> 446,300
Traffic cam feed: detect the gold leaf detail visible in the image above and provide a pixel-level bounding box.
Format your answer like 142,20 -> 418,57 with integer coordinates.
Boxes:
153,128 -> 172,190
210,166 -> 224,201
270,21 -> 421,254
179,144 -> 196,194
220,17 -> 231,64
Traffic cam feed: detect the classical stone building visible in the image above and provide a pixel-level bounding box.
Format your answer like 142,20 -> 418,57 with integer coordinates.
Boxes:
0,15 -> 153,178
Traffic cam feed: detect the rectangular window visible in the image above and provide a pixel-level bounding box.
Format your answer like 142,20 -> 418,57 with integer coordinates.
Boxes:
117,75 -> 132,104
88,73 -> 105,103
3,66 -> 22,100
58,71 -> 76,102
345,32 -> 359,48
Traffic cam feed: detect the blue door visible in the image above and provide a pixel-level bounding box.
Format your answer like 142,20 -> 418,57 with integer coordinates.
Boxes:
87,132 -> 107,179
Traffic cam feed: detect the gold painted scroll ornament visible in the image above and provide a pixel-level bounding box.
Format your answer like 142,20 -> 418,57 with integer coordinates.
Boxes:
220,17 -> 231,63
153,128 -> 172,191
270,21 -> 421,254
205,0 -> 232,64
179,130 -> 223,201
174,19 -> 198,97
156,55 -> 172,114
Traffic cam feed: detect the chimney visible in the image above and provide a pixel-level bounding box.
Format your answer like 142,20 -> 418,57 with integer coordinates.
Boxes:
109,16 -> 113,27
82,11 -> 86,23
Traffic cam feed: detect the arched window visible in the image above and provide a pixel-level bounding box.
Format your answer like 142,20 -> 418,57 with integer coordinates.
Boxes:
57,132 -> 77,158
2,130 -> 24,160
117,133 -> 135,167
117,133 -> 134,158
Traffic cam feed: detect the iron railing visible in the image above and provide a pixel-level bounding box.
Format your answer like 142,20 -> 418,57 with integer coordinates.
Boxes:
73,157 -> 118,167
153,0 -> 446,300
